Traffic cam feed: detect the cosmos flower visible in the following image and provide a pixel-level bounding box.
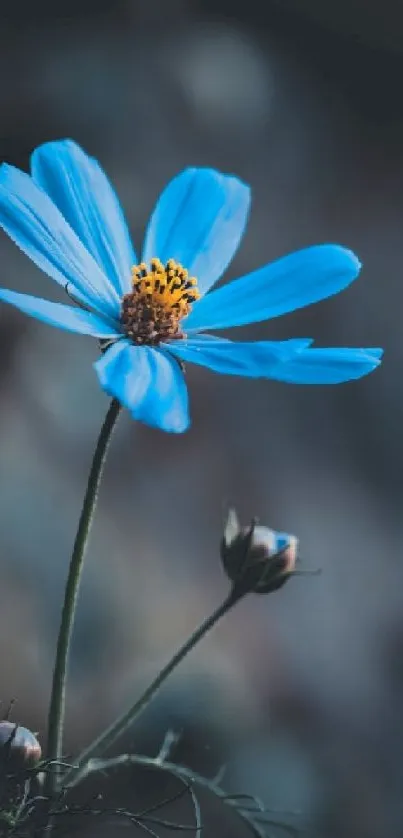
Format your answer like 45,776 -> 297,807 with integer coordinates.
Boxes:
0,140 -> 382,432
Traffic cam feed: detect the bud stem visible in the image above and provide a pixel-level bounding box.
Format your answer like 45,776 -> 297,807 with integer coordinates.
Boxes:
64,585 -> 245,789
45,398 -> 121,797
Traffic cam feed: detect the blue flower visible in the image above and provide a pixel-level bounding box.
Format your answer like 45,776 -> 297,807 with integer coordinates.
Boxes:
0,140 -> 382,433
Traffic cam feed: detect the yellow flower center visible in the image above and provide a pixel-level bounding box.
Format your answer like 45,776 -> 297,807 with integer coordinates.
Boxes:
121,258 -> 200,345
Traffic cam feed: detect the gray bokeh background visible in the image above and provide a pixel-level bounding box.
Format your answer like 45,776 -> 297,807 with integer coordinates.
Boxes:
0,2 -> 401,835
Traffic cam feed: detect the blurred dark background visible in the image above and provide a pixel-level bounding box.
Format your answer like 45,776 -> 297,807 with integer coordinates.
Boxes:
0,1 -> 402,835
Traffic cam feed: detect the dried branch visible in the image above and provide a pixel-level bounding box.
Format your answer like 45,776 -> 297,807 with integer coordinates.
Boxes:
70,751 -> 303,838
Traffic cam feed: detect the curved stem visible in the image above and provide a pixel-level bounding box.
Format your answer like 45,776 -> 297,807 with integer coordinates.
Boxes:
65,587 -> 245,787
45,398 -> 121,796
64,753 -> 273,838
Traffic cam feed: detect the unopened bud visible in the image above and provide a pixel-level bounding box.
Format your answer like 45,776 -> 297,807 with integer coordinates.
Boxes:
0,722 -> 42,771
221,509 -> 298,595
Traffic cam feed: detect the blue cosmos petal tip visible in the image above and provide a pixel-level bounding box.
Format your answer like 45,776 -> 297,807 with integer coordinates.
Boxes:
269,346 -> 383,384
168,336 -> 313,377
0,288 -> 120,338
94,340 -> 189,433
0,161 -> 121,320
30,139 -> 136,297
184,244 -> 362,332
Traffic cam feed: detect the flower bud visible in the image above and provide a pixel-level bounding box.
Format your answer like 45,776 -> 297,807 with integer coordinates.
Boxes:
0,722 -> 42,771
221,509 -> 298,594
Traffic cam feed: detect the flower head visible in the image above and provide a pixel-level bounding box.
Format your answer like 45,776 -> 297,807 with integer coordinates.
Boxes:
0,140 -> 382,432
0,721 -> 42,771
221,508 -> 298,594
122,258 -> 200,344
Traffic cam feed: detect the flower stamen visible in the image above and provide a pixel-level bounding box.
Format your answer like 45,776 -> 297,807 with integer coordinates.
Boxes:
121,258 -> 200,345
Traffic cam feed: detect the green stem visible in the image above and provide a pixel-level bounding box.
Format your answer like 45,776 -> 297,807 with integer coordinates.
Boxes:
65,586 -> 245,788
45,397 -> 121,796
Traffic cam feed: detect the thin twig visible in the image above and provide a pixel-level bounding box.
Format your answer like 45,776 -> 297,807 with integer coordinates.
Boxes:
136,779 -> 193,818
156,730 -> 181,764
69,753 -> 296,838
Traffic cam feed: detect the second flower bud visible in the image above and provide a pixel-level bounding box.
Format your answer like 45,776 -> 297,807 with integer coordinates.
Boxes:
221,509 -> 298,595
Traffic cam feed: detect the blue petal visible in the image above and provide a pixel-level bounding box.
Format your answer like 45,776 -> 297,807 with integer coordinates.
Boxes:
269,347 -> 383,384
166,336 -> 312,377
31,140 -> 136,296
275,533 -> 292,552
0,288 -> 120,337
142,168 -> 250,295
94,340 -> 189,432
0,164 -> 121,320
184,245 -> 361,331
